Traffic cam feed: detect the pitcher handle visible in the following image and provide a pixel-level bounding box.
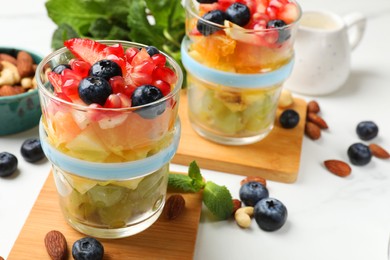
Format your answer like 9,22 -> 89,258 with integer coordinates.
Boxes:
343,12 -> 366,51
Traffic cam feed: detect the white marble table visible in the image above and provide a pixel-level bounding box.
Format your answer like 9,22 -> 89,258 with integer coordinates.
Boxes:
1,0 -> 390,259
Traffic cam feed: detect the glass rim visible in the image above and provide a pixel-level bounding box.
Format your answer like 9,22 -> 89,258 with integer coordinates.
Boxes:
35,40 -> 183,112
185,0 -> 302,32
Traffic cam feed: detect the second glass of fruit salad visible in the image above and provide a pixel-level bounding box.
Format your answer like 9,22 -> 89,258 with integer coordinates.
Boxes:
182,0 -> 301,145
36,39 -> 183,238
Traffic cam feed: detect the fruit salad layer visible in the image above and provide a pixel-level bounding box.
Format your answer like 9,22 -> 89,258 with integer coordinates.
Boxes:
186,0 -> 300,73
42,39 -> 180,163
187,75 -> 282,138
54,163 -> 168,229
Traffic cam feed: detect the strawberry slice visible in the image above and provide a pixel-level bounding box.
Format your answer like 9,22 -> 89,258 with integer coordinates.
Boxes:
64,38 -> 107,65
47,71 -> 63,93
64,38 -> 126,73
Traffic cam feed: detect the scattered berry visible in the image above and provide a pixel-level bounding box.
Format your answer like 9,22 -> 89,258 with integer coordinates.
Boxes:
78,76 -> 113,106
20,138 -> 45,162
239,181 -> 269,206
197,10 -> 225,36
356,121 -> 378,141
131,84 -> 165,119
347,143 -> 372,166
72,237 -> 104,260
279,109 -> 300,129
0,152 -> 18,177
254,197 -> 288,231
225,3 -> 251,27
89,59 -> 122,80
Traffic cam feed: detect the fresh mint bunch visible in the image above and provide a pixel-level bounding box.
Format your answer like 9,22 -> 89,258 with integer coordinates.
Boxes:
45,0 -> 185,76
169,161 -> 234,220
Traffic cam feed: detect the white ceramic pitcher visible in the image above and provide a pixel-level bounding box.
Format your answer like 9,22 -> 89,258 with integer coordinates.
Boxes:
285,10 -> 366,95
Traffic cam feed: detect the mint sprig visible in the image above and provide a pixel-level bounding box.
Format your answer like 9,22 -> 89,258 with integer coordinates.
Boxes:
203,181 -> 233,220
169,161 -> 233,220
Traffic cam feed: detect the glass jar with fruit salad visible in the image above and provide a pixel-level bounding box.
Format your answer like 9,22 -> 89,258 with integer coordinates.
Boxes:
182,0 -> 301,145
36,39 -> 183,238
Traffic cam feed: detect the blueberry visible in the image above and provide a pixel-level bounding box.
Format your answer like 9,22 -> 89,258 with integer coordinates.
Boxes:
89,59 -> 122,81
52,64 -> 70,74
197,10 -> 225,36
254,197 -> 288,231
279,109 -> 300,129
267,19 -> 291,43
146,46 -> 160,56
356,121 -> 378,141
78,76 -> 112,106
0,152 -> 18,177
72,237 -> 104,260
239,181 -> 269,206
196,0 -> 218,3
347,143 -> 372,166
131,84 -> 166,119
225,3 -> 251,27
20,138 -> 45,163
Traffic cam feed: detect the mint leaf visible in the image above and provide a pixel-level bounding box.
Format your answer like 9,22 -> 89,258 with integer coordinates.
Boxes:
46,0 -> 107,35
46,0 -> 131,37
51,23 -> 79,50
188,161 -> 202,183
127,1 -> 166,47
89,18 -> 112,38
203,181 -> 234,220
188,161 -> 205,192
168,173 -> 201,193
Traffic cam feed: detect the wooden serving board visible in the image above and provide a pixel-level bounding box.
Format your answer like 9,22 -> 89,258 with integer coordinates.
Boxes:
172,92 -> 307,183
9,173 -> 203,260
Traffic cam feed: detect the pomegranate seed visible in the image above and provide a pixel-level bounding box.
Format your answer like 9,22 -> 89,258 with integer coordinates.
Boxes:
153,79 -> 171,96
61,69 -> 81,97
151,54 -> 166,67
70,59 -> 91,78
109,76 -> 126,94
104,94 -> 122,108
125,47 -> 139,63
153,67 -> 177,85
117,93 -> 131,107
123,85 -> 137,98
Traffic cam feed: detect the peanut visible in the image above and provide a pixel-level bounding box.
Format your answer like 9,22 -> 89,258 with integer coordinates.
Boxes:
278,89 -> 294,108
234,206 -> 254,228
235,212 -> 251,228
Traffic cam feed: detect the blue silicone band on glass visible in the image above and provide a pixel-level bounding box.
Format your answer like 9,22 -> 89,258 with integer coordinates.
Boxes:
40,119 -> 181,180
181,39 -> 294,88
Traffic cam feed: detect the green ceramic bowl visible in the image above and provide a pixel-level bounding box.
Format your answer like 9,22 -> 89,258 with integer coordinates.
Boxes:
0,47 -> 43,135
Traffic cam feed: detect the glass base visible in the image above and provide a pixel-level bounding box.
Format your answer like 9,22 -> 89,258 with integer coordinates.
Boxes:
65,202 -> 165,239
190,122 -> 273,146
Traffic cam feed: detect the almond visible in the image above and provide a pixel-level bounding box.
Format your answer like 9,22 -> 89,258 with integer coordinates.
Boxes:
44,230 -> 67,260
16,51 -> 34,78
240,176 -> 267,187
164,194 -> 186,220
0,53 -> 17,65
305,122 -> 321,140
0,85 -> 24,96
307,100 -> 320,113
232,199 -> 242,215
324,160 -> 352,177
307,112 -> 328,129
369,143 -> 390,159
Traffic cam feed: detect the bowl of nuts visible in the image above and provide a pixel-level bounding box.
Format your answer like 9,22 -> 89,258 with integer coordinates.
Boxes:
0,47 -> 43,135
